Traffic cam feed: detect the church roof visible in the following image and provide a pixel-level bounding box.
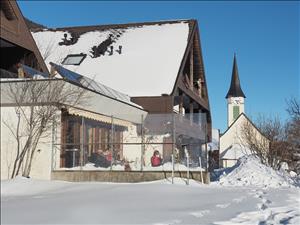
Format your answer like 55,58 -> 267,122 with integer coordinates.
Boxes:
31,20 -> 193,97
225,54 -> 246,98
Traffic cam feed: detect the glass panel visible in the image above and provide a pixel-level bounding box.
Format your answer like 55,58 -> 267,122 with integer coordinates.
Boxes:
52,113 -> 209,172
62,55 -> 85,65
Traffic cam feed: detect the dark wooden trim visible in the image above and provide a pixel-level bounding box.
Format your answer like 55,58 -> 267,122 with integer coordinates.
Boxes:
171,20 -> 196,97
1,1 -> 49,73
131,96 -> 173,113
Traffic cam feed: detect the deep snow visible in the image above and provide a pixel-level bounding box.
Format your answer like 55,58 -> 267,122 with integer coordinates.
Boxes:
215,155 -> 298,188
1,155 -> 300,225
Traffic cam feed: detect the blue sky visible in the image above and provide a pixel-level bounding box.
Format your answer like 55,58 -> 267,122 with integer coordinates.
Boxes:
18,1 -> 299,132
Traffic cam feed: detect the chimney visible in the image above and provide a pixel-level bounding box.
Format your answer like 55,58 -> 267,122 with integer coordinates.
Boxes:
118,45 -> 122,54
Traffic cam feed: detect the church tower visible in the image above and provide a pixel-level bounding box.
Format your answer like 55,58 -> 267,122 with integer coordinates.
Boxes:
226,54 -> 246,127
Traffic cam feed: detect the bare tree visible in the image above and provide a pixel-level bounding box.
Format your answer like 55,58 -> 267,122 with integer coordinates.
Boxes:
241,97 -> 300,172
3,78 -> 87,178
241,116 -> 289,170
287,97 -> 300,118
286,97 -> 300,173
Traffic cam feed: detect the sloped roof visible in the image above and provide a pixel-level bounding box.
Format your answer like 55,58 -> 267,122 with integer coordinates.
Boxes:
221,113 -> 268,141
225,54 -> 246,98
50,62 -> 142,109
31,20 -> 192,97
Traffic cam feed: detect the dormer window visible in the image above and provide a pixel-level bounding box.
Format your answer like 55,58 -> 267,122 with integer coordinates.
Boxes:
62,53 -> 87,66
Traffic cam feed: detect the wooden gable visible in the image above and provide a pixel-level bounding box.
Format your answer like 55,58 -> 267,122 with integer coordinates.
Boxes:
0,0 -> 48,73
171,20 -> 212,140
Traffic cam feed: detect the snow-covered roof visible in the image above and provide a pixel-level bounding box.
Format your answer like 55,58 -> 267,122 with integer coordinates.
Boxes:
32,20 -> 191,97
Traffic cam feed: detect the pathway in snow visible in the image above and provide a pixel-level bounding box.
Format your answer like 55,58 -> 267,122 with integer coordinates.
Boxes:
214,188 -> 300,225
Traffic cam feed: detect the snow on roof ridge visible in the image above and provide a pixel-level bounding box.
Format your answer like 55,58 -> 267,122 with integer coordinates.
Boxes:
36,19 -> 194,32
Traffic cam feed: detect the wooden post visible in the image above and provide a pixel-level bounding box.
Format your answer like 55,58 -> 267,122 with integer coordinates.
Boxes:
190,47 -> 194,90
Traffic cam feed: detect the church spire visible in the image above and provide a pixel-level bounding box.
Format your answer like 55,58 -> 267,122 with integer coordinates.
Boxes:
225,54 -> 246,98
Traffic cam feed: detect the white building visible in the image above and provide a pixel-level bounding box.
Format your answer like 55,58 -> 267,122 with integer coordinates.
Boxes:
1,64 -> 147,180
219,55 -> 269,168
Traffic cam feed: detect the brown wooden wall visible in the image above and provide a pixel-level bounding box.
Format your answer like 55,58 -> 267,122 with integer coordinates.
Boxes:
131,96 -> 173,114
0,0 -> 48,73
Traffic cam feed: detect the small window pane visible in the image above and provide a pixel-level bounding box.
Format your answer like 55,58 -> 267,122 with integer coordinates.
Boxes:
233,106 -> 240,121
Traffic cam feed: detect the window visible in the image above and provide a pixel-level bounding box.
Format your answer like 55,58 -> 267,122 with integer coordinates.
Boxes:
62,53 -> 87,65
233,106 -> 240,121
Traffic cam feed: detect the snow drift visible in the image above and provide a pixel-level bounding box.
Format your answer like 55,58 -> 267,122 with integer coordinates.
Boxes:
216,155 -> 298,188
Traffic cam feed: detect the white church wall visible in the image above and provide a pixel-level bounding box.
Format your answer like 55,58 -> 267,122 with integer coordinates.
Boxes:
220,114 -> 269,168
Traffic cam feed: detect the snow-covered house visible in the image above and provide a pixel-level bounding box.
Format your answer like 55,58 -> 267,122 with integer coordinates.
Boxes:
30,20 -> 212,168
0,1 -> 146,180
219,55 -> 269,168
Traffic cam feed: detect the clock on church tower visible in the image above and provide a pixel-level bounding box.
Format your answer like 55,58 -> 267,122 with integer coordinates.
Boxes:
225,54 -> 246,127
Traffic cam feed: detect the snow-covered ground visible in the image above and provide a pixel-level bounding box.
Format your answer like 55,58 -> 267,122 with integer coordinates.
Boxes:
2,156 -> 300,225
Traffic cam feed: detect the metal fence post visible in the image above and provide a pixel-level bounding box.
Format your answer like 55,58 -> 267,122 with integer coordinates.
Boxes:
141,114 -> 145,171
51,117 -> 55,171
187,154 -> 190,185
110,115 -> 114,171
199,156 -> 204,184
80,117 -> 84,170
184,146 -> 189,185
172,113 -> 175,184
205,119 -> 208,172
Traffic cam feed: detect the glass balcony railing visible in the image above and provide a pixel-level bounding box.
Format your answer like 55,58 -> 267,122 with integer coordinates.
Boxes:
51,113 -> 209,172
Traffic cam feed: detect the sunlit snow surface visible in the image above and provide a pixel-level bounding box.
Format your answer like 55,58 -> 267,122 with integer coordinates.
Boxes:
216,155 -> 298,188
2,155 -> 299,224
32,22 -> 189,97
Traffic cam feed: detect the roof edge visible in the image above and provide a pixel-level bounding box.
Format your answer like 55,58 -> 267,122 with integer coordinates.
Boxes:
31,19 -> 196,32
220,112 -> 269,141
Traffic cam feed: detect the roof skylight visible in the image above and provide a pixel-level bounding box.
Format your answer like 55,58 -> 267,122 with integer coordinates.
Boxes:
62,53 -> 87,65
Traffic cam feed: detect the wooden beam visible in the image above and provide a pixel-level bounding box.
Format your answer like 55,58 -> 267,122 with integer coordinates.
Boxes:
189,99 -> 194,125
189,45 -> 194,90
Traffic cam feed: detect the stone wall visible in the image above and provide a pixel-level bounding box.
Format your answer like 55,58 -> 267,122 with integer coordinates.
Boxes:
51,170 -> 210,184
